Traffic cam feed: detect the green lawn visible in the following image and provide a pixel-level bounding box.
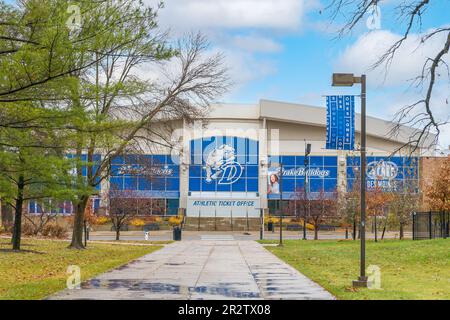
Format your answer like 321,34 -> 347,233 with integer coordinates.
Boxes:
260,239 -> 450,300
0,238 -> 162,300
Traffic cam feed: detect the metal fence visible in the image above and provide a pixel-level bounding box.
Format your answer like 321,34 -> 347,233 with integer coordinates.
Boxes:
412,211 -> 449,240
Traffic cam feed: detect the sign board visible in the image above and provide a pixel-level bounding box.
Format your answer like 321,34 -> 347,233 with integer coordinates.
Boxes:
189,136 -> 259,192
326,95 -> 355,150
347,156 -> 419,192
109,155 -> 180,197
267,156 -> 338,198
187,196 -> 260,218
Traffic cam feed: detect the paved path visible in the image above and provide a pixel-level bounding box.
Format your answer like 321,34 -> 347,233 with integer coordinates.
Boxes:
87,230 -> 411,242
49,239 -> 334,300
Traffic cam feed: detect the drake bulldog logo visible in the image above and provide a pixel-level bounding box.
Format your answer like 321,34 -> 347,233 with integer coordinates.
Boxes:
204,144 -> 243,184
367,160 -> 398,180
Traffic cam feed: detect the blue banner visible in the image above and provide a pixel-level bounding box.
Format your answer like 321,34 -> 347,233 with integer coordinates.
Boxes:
326,95 -> 355,150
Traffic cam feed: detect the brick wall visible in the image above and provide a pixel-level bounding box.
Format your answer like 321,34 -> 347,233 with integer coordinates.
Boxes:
420,155 -> 450,210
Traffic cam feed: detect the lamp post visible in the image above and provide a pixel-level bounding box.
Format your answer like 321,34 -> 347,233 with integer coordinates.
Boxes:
271,162 -> 284,246
256,208 -> 264,240
279,162 -> 283,247
303,142 -> 311,240
332,73 -> 368,288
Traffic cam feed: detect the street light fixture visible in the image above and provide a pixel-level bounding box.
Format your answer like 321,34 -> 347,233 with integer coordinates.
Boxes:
332,73 -> 368,288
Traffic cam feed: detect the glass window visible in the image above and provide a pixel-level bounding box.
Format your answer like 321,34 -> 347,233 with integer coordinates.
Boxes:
281,179 -> 295,193
189,165 -> 202,178
281,156 -> 295,165
189,178 -> 201,192
309,156 -> 324,166
138,177 -> 152,191
151,178 -> 165,191
167,199 -> 179,216
228,179 -> 243,192
246,178 -> 259,192
29,201 -> 36,214
310,178 -> 323,192
324,156 -> 338,166
166,178 -> 179,191
218,183 -> 232,192
124,177 -> 138,190
324,179 -> 338,192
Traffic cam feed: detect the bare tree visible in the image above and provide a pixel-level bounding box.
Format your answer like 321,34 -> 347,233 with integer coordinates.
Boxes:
68,31 -> 229,249
108,189 -> 139,241
366,181 -> 393,241
23,200 -> 59,236
326,0 -> 449,152
342,155 -> 362,239
309,190 -> 339,240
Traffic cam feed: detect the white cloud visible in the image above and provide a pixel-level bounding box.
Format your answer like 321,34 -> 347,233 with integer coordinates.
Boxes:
336,28 -> 450,87
232,35 -> 282,53
142,0 -> 304,98
335,28 -> 450,148
224,49 -> 277,85
149,0 -> 305,30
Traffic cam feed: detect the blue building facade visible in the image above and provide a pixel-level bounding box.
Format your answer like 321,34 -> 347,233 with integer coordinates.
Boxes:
27,145 -> 420,218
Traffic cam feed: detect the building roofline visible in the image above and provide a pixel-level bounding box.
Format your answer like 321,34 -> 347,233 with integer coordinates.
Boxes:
258,99 -> 436,147
205,99 -> 435,147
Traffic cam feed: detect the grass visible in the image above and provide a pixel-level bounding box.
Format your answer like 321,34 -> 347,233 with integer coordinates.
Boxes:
260,239 -> 450,300
0,237 -> 162,300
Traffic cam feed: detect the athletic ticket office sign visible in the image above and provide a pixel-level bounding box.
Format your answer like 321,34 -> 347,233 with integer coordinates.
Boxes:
326,95 -> 355,150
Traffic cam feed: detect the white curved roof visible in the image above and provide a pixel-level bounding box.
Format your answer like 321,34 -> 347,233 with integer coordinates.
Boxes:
207,99 -> 435,147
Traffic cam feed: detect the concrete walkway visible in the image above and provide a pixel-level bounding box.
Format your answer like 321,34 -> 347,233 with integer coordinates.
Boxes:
49,239 -> 334,300
87,230 -> 411,242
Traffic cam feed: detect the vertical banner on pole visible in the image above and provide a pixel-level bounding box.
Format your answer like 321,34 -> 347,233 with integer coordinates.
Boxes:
326,95 -> 355,150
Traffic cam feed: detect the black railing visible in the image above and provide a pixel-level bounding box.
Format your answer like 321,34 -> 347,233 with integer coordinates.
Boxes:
412,211 -> 449,240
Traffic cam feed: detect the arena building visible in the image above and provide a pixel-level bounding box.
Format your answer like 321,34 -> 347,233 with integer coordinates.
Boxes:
19,99 -> 437,229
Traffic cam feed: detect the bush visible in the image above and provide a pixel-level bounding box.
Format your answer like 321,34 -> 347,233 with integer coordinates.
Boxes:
130,218 -> 145,227
41,223 -> 68,239
265,216 -> 279,224
0,225 -> 8,235
95,216 -> 109,225
21,222 -> 37,236
168,216 -> 182,226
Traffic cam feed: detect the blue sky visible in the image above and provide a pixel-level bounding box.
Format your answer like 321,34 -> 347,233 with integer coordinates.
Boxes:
149,0 -> 449,148
4,0 -> 449,148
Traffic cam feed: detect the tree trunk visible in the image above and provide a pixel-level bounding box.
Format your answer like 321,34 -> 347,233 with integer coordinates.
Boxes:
381,218 -> 388,240
352,219 -> 356,240
314,225 -> 318,240
374,215 -> 378,242
69,195 -> 89,249
399,223 -> 404,240
12,175 -> 25,251
116,228 -> 120,241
